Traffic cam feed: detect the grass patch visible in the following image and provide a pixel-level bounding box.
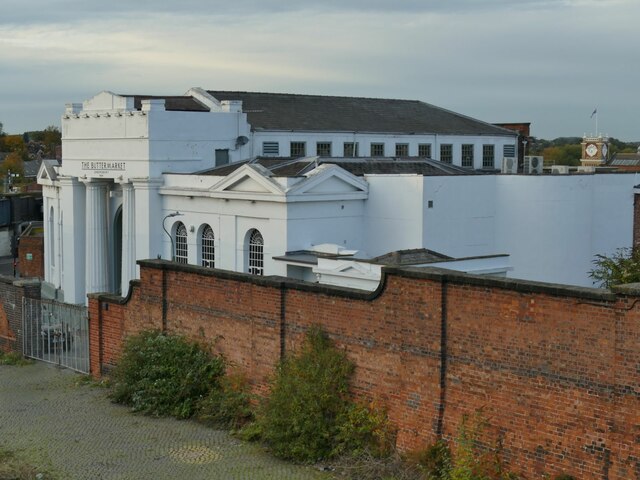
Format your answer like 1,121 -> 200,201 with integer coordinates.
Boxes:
0,351 -> 33,366
0,446 -> 58,480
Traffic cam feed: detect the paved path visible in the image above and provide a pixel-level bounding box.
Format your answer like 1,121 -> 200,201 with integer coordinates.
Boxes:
0,362 -> 328,479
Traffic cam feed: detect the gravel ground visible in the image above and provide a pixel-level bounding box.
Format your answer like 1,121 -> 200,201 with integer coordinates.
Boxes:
0,362 -> 328,480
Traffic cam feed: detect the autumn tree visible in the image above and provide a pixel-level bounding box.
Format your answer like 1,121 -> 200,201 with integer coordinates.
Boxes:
0,151 -> 25,177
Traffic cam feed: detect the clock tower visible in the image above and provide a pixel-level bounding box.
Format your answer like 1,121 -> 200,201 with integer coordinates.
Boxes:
580,135 -> 608,167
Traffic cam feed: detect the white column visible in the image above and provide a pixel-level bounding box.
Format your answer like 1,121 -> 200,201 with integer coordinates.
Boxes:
83,179 -> 110,295
132,178 -> 163,270
57,177 -> 86,304
121,182 -> 136,295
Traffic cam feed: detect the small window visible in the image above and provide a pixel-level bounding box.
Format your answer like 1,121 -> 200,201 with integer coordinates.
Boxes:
290,142 -> 306,157
248,229 -> 264,275
316,142 -> 332,156
262,142 -> 279,156
343,142 -> 359,157
395,143 -> 409,157
440,144 -> 453,163
503,144 -> 516,157
174,222 -> 188,264
215,149 -> 229,166
201,225 -> 215,268
462,144 -> 474,168
418,143 -> 432,158
482,145 -> 495,169
370,143 -> 385,157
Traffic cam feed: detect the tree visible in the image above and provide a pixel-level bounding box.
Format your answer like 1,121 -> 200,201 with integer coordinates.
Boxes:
542,144 -> 582,166
589,248 -> 640,288
0,151 -> 24,176
0,121 -> 4,136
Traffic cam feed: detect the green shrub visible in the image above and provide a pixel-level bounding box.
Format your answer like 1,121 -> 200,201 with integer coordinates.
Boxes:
197,372 -> 254,430
110,330 -> 224,418
334,401 -> 394,458
256,326 -> 355,461
407,440 -> 452,479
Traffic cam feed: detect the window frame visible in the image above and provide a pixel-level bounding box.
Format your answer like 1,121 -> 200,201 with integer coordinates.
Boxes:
201,224 -> 215,268
343,142 -> 359,157
482,144 -> 495,169
370,143 -> 385,157
290,141 -> 306,157
395,143 -> 409,157
440,144 -> 453,163
461,144 -> 474,168
174,222 -> 188,264
316,142 -> 332,156
418,143 -> 432,158
248,229 -> 264,276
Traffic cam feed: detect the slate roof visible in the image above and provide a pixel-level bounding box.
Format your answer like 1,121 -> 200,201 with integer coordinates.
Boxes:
371,248 -> 452,265
127,95 -> 209,112
208,91 -> 516,136
609,153 -> 640,166
23,158 -> 43,178
199,157 -> 481,177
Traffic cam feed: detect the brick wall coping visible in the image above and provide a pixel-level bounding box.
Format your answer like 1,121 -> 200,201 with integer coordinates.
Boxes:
93,259 -> 618,305
12,279 -> 41,288
611,282 -> 640,295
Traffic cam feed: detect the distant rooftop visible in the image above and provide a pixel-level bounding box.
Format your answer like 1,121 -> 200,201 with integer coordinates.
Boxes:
208,91 -> 516,136
199,157 -> 484,177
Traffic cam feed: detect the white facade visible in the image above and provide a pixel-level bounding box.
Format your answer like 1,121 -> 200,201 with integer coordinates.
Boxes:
38,89 -> 637,304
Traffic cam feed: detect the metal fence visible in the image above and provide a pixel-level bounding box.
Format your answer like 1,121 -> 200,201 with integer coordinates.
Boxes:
22,298 -> 90,374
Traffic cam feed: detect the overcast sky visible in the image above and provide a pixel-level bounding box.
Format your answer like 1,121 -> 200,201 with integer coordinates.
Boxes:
1,0 -> 638,140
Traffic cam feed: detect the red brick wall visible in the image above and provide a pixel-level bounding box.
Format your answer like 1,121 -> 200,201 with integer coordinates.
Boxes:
634,193 -> 640,250
18,235 -> 44,279
89,260 -> 640,479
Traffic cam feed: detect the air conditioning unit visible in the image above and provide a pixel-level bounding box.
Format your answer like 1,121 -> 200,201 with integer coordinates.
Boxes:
577,166 -> 596,173
551,165 -> 570,174
524,156 -> 544,174
501,157 -> 517,174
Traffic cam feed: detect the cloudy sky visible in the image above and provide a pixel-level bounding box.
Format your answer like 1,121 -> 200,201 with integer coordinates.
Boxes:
1,0 -> 638,140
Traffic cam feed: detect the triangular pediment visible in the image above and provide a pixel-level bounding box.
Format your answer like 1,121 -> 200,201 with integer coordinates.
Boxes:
224,176 -> 272,193
287,164 -> 368,199
37,159 -> 58,185
211,164 -> 285,196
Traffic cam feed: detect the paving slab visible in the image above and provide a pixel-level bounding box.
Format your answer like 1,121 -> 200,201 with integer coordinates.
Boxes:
0,362 -> 328,480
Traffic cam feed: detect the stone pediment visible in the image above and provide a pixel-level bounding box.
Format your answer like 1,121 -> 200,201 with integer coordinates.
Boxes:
211,164 -> 285,196
286,164 -> 368,200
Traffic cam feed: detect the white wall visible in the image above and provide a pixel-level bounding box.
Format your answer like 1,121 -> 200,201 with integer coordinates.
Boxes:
423,175 -> 498,258
254,131 -> 516,169
362,175 -> 424,256
495,173 -> 637,287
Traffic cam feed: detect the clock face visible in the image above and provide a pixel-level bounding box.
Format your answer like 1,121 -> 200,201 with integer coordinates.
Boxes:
601,144 -> 608,157
586,143 -> 598,157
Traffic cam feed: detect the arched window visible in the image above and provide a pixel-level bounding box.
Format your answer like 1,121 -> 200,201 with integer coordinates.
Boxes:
174,222 -> 188,264
248,229 -> 264,275
201,225 -> 215,268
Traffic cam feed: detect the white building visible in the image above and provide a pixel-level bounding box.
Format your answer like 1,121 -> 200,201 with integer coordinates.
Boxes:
38,88 -> 636,304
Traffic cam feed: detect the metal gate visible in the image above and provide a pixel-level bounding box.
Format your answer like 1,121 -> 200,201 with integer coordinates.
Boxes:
22,298 -> 90,374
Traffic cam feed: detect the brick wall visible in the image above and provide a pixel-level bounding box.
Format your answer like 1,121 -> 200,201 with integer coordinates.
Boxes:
18,235 -> 44,279
634,193 -> 640,250
89,260 -> 640,479
0,275 -> 40,353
